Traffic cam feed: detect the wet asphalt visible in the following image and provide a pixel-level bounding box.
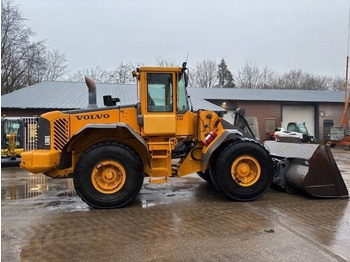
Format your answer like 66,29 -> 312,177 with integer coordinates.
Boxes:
1,147 -> 350,262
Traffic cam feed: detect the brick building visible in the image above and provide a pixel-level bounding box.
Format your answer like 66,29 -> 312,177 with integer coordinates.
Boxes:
1,82 -> 348,143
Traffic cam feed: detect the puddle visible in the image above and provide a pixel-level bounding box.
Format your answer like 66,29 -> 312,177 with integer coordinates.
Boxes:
1,168 -> 76,201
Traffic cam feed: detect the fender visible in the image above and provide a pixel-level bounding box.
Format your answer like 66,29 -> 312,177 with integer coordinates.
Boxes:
201,129 -> 243,172
59,123 -> 148,169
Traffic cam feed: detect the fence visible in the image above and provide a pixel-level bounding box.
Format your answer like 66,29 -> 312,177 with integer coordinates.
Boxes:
22,117 -> 38,151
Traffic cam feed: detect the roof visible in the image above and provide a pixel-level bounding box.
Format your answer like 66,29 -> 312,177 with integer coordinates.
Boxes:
1,81 -> 225,112
188,88 -> 346,103
1,82 -> 346,112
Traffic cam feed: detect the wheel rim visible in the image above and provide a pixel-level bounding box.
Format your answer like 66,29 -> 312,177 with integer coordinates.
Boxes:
91,160 -> 126,194
231,155 -> 261,187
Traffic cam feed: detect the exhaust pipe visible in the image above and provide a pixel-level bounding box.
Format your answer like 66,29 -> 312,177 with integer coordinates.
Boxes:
265,141 -> 349,198
85,76 -> 97,108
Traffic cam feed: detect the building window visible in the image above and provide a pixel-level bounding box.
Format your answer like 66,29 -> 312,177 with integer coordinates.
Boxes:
265,118 -> 276,133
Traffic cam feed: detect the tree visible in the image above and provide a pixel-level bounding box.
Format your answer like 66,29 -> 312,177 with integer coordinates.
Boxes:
259,66 -> 277,89
331,76 -> 346,91
217,58 -> 234,88
277,70 -> 332,90
115,62 -> 134,84
234,63 -> 342,91
235,62 -> 263,89
190,59 -> 217,88
1,0 -> 67,94
69,62 -> 135,84
69,67 -> 116,83
155,57 -> 177,67
43,49 -> 68,81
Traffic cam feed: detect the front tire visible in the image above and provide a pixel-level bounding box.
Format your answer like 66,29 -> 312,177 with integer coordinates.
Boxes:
74,142 -> 144,208
197,170 -> 213,184
212,141 -> 273,201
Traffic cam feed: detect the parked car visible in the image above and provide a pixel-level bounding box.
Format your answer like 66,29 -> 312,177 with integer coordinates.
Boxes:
273,122 -> 317,143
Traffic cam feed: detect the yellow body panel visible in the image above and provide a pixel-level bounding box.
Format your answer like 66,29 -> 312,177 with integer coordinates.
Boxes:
143,114 -> 176,136
119,108 -> 139,130
177,143 -> 202,177
69,109 -> 121,136
20,150 -> 60,173
175,111 -> 196,137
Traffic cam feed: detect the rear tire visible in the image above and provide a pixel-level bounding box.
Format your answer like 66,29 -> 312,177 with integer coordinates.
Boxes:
74,142 -> 144,208
213,141 -> 273,201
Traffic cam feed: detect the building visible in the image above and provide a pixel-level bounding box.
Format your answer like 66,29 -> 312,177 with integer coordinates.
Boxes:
1,81 -> 348,143
189,88 -> 348,142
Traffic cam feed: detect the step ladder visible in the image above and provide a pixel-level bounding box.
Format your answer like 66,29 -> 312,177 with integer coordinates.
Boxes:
148,140 -> 176,184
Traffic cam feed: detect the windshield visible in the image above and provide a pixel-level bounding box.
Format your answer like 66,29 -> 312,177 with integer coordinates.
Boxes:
296,123 -> 308,134
177,72 -> 189,113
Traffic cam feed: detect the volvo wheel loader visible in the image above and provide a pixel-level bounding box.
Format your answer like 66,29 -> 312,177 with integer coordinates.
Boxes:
2,117 -> 24,166
20,63 -> 348,208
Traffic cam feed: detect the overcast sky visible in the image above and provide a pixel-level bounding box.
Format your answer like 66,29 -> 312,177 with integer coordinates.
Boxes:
14,0 -> 350,77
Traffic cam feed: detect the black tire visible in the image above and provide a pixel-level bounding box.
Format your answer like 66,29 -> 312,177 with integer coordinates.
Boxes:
197,170 -> 213,184
212,141 -> 273,201
74,142 -> 144,208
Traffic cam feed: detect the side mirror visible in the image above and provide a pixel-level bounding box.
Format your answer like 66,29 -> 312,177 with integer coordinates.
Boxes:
103,95 -> 120,107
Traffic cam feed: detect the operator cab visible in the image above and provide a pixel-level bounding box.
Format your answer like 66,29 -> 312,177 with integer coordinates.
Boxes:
134,63 -> 191,136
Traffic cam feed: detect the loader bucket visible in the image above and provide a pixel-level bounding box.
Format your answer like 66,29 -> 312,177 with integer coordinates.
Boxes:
264,141 -> 349,198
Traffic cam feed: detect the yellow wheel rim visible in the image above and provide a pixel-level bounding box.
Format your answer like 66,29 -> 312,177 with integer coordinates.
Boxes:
231,155 -> 261,187
91,160 -> 126,194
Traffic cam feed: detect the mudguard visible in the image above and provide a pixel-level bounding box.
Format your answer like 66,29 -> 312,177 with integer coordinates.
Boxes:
201,129 -> 243,172
59,123 -> 149,169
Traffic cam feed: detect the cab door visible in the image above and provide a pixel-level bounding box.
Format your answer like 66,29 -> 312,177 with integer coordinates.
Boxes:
142,72 -> 176,136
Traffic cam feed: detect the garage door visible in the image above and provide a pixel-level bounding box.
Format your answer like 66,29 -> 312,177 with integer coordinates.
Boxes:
282,105 -> 315,136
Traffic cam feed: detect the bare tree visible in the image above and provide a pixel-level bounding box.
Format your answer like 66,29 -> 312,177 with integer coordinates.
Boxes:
1,0 -> 68,94
155,57 -> 177,67
69,67 -> 116,83
190,59 -> 217,88
330,75 -> 346,91
259,66 -> 278,89
234,62 -> 342,91
115,62 -> 133,84
277,70 -> 332,90
69,62 -> 134,84
42,49 -> 68,81
279,69 -> 304,89
235,62 -> 262,89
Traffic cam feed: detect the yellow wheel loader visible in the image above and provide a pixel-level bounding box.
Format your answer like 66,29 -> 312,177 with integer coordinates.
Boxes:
20,63 -> 348,208
1,117 -> 24,166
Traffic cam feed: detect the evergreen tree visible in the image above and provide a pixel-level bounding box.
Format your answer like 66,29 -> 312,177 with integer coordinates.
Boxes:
217,58 -> 235,88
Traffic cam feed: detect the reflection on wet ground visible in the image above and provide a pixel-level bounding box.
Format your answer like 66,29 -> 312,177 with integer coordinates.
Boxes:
1,168 -> 76,201
1,147 -> 349,261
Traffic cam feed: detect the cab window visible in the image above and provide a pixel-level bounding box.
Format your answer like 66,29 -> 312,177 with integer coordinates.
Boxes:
177,72 -> 189,113
288,123 -> 297,132
147,73 -> 173,112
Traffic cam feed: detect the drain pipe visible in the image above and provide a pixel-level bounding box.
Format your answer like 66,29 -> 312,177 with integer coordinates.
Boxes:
85,76 -> 97,108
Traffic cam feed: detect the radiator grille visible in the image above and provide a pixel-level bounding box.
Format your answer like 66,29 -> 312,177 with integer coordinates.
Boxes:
53,118 -> 69,151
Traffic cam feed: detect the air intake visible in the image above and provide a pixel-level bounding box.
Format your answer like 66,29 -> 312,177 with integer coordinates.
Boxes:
53,118 -> 69,151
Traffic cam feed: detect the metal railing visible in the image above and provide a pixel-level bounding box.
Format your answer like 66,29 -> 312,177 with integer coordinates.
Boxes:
22,117 -> 38,151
